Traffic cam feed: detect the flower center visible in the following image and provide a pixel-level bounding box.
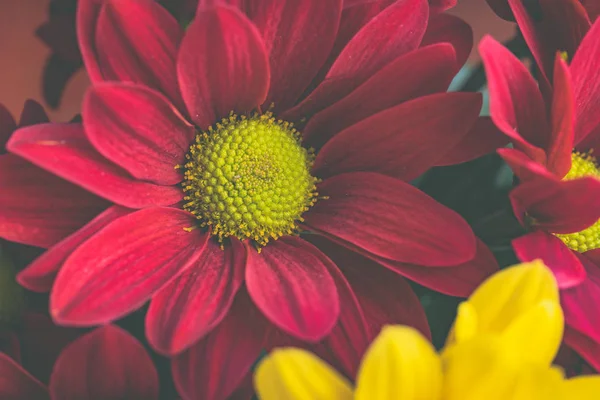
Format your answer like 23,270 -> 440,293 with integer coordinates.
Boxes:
182,113 -> 318,248
554,151 -> 600,252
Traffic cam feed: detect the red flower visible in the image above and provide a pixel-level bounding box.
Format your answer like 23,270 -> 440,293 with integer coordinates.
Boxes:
480,20 -> 600,370
2,0 -> 499,397
0,324 -> 159,400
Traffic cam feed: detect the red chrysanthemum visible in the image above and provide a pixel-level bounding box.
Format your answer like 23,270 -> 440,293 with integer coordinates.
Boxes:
480,19 -> 600,370
0,324 -> 158,400
1,0 -> 501,397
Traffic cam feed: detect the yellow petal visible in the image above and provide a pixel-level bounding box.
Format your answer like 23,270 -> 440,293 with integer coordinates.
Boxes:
563,376 -> 600,399
254,348 -> 353,400
451,302 -> 479,343
355,325 -> 442,400
454,260 -> 558,340
501,300 -> 564,365
510,366 -> 564,400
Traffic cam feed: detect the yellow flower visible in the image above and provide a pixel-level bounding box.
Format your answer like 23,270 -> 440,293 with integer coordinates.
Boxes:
254,261 -> 600,399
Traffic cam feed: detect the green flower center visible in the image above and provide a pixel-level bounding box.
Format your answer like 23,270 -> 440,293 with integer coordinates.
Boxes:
182,113 -> 318,248
554,151 -> 600,252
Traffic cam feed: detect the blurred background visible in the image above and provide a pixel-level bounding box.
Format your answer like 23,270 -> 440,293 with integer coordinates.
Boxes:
0,0 -> 515,121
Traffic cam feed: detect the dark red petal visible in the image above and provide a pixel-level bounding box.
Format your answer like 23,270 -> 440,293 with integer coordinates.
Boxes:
421,13 -> 473,69
95,0 -> 184,106
77,0 -> 104,82
513,231 -> 586,289
0,353 -> 48,400
547,55 -> 575,177
247,0 -> 342,112
172,290 -> 268,400
571,19 -> 600,146
561,258 -> 600,345
479,35 -> 549,164
0,103 -> 16,152
146,238 -> 245,355
177,5 -> 270,129
0,155 -> 109,248
17,206 -> 132,293
580,0 -> 600,20
83,83 -> 193,186
429,0 -> 456,12
303,43 -> 459,148
304,172 -> 477,266
563,327 -> 600,373
50,207 -> 209,326
485,0 -> 514,20
7,123 -> 183,208
18,100 -> 49,127
49,325 -> 158,400
313,92 -> 481,181
283,0 -> 429,121
436,117 -> 510,166
245,237 -> 339,341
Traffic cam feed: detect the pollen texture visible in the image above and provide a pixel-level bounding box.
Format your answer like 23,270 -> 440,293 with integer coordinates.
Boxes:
182,113 -> 318,247
555,151 -> 600,252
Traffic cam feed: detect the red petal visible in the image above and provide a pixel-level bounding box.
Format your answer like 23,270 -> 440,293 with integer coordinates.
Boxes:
571,19 -> 600,146
561,258 -> 600,345
284,0 -> 429,121
49,325 -> 158,400
513,231 -> 586,289
485,0 -> 514,20
248,0 -> 342,111
313,92 -> 481,181
245,237 -> 339,341
429,0 -> 456,12
581,0 -> 600,20
95,0 -> 184,106
7,123 -> 183,208
0,155 -> 109,248
563,327 -> 600,373
479,35 -> 549,164
0,353 -> 48,400
177,5 -> 270,128
77,0 -> 104,82
421,13 -> 473,69
0,103 -> 16,152
50,207 -> 209,326
303,43 -> 459,148
304,172 -> 477,266
18,100 -> 49,127
547,55 -> 575,177
83,83 -> 193,185
436,117 -> 510,166
172,290 -> 268,400
17,206 -> 132,293
146,238 -> 245,355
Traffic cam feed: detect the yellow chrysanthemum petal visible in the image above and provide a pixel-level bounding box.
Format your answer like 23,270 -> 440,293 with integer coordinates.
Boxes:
510,366 -> 564,400
563,376 -> 600,399
254,348 -> 353,400
452,260 -> 558,341
452,302 -> 479,343
355,326 -> 442,400
501,299 -> 564,365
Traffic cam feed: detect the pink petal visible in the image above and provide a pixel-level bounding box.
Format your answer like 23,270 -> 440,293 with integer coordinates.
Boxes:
479,35 -> 549,164
146,238 -> 245,355
7,123 -> 183,208
246,236 -> 339,341
436,117 -> 510,166
513,231 -> 586,289
17,206 -> 132,293
429,0 -> 456,12
421,13 -> 473,69
49,325 -> 158,400
172,290 -> 268,400
303,43 -> 459,148
283,0 -> 429,121
0,155 -> 109,248
77,0 -> 104,82
18,100 -> 49,127
0,353 -> 48,400
571,19 -> 600,146
50,207 -> 209,326
95,0 -> 184,106
546,55 -> 575,177
83,83 -> 193,185
177,5 -> 270,128
313,92 -> 482,181
304,172 -> 477,266
247,0 -> 343,112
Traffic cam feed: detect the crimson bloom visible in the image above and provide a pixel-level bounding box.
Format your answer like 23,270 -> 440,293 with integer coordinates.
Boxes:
2,0 -> 499,397
480,19 -> 600,370
0,324 -> 158,400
